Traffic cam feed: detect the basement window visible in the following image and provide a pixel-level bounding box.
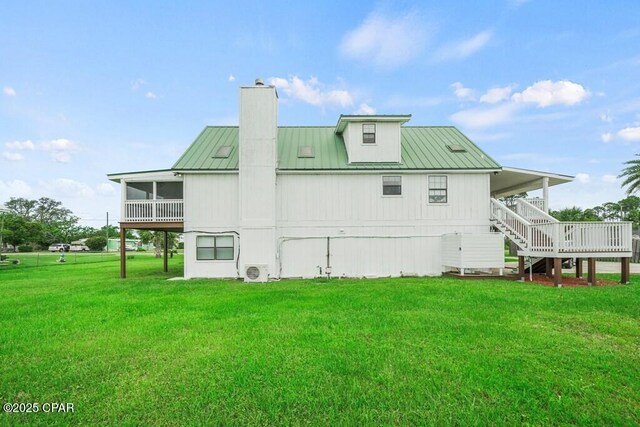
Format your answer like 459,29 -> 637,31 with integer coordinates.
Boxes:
297,146 -> 315,158
428,176 -> 447,203
363,123 -> 376,144
196,235 -> 234,261
213,145 -> 232,158
382,176 -> 402,196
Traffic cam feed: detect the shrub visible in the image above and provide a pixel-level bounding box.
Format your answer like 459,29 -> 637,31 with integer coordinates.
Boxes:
17,245 -> 33,253
178,242 -> 184,249
85,236 -> 107,252
136,247 -> 147,252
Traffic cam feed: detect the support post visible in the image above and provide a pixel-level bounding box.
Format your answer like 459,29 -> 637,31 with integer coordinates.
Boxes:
553,257 -> 562,287
518,256 -> 525,281
575,258 -> 582,278
120,226 -> 126,279
621,257 -> 630,284
587,258 -> 596,286
163,231 -> 168,273
542,176 -> 549,213
545,258 -> 553,278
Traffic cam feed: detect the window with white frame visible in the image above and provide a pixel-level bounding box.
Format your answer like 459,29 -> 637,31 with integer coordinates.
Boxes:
362,123 -> 376,144
196,235 -> 234,260
382,176 -> 402,196
428,176 -> 447,203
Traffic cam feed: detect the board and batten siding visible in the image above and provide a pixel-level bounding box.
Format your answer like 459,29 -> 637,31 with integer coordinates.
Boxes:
276,172 -> 492,277
343,121 -> 401,163
441,233 -> 505,272
183,173 -> 239,279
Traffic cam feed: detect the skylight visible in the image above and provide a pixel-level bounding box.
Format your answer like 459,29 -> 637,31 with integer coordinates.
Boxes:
298,146 -> 315,158
447,144 -> 467,153
213,145 -> 232,158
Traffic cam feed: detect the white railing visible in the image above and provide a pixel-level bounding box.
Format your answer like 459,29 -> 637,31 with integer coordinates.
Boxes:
124,199 -> 183,222
524,198 -> 545,211
491,198 -> 632,255
516,199 -> 557,224
490,198 -> 530,247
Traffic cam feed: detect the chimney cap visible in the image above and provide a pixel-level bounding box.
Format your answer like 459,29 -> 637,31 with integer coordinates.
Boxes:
255,78 -> 264,86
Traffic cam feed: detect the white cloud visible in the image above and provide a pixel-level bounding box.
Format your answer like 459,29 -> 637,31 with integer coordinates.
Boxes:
0,179 -> 32,198
3,86 -> 16,97
480,85 -> 516,104
131,78 -> 146,91
575,173 -> 591,183
355,103 -> 376,115
511,80 -> 590,107
450,103 -> 520,128
269,76 -> 353,108
96,183 -> 116,197
499,152 -> 569,164
436,30 -> 492,61
2,152 -> 24,161
40,178 -> 95,199
602,174 -> 618,183
40,138 -> 79,163
601,132 -> 613,143
5,140 -> 35,150
618,126 -> 640,141
339,10 -> 430,69
40,138 -> 79,152
146,91 -> 157,99
600,112 -> 613,123
228,75 -> 236,82
451,82 -> 475,100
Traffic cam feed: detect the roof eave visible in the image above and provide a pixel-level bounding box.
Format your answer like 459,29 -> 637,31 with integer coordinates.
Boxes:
335,114 -> 412,134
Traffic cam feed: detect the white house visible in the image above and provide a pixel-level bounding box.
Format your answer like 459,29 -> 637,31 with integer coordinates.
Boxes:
108,80 -> 633,285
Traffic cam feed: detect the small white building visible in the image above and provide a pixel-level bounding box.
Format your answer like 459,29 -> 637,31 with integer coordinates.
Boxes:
108,81 -> 632,284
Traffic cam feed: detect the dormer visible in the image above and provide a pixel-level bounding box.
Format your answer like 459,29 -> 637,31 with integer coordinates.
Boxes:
335,115 -> 411,163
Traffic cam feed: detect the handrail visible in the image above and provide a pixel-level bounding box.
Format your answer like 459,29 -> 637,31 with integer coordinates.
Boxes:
490,198 -> 530,248
124,199 -> 184,222
516,199 -> 558,224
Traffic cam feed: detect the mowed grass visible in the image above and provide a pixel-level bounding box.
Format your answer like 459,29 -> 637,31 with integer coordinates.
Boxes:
1,258 -> 639,425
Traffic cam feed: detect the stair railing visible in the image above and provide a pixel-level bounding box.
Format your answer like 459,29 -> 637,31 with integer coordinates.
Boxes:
490,198 -> 530,248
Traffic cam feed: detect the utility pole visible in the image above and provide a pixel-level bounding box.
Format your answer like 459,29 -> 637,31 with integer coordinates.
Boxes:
106,211 -> 109,253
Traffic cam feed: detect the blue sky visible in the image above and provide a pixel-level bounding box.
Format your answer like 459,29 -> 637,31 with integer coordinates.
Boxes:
1,0 -> 640,225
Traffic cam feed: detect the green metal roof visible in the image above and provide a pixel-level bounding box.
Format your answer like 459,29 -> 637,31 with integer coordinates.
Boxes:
172,126 -> 501,171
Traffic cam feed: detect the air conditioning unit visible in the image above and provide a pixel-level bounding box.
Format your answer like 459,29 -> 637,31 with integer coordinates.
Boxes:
244,264 -> 268,283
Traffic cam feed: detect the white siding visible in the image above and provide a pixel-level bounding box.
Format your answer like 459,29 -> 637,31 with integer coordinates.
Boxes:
276,172 -> 491,277
344,122 -> 401,163
183,174 -> 239,279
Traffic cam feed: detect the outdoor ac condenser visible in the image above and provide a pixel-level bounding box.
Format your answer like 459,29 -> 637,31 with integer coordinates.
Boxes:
244,264 -> 268,283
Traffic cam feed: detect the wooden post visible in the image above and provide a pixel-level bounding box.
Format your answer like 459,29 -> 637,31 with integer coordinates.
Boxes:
575,258 -> 582,278
621,257 -> 630,284
553,257 -> 562,287
120,226 -> 126,279
163,231 -> 169,273
518,256 -> 525,281
545,258 -> 553,278
587,258 -> 596,286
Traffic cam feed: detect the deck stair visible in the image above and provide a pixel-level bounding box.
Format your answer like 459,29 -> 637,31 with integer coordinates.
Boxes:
490,198 -> 632,258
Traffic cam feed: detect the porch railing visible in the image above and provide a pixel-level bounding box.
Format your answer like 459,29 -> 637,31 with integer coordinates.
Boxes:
124,199 -> 183,222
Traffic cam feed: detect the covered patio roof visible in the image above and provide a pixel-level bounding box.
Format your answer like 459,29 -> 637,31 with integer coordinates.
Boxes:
491,166 -> 574,198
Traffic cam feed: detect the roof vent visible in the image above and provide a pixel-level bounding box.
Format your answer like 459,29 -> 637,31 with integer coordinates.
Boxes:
447,144 -> 467,153
213,145 -> 232,158
297,146 -> 315,158
255,78 -> 264,86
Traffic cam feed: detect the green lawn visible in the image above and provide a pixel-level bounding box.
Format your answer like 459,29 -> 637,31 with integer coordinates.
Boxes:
1,257 -> 638,425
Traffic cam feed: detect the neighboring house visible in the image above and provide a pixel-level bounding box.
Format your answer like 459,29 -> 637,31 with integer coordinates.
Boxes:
108,81 -> 632,284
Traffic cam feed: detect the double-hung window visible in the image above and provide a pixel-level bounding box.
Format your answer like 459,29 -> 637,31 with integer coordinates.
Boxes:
382,176 -> 402,196
196,235 -> 234,260
362,123 -> 376,144
428,176 -> 447,203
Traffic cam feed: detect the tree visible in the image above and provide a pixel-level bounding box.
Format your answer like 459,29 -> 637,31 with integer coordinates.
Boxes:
550,207 -> 600,222
1,213 -> 43,249
619,154 -> 640,195
85,236 -> 107,251
5,197 -> 80,246
499,192 -> 528,209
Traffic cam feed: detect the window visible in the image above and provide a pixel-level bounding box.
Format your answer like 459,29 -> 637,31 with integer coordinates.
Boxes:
196,235 -> 234,260
156,182 -> 183,200
126,182 -> 153,200
363,123 -> 376,144
382,176 -> 402,196
428,176 -> 447,203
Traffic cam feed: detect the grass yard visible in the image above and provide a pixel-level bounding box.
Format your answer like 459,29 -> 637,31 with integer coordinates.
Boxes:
1,257 -> 639,425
